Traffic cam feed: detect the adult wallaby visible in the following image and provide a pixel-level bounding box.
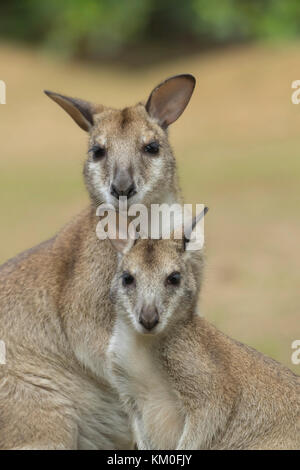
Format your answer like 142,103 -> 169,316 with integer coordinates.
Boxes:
0,75 -> 196,450
108,219 -> 300,450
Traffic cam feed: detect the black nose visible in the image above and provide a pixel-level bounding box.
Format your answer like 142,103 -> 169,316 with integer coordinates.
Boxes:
139,307 -> 159,331
110,182 -> 136,199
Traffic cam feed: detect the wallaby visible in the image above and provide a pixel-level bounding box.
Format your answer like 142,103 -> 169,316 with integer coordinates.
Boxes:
108,218 -> 300,450
0,75 -> 196,449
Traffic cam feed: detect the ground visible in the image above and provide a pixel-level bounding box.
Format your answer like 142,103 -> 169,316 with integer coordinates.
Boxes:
0,41 -> 299,372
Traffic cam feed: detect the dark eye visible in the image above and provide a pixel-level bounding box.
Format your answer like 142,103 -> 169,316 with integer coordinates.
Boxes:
166,272 -> 181,286
90,144 -> 106,161
144,141 -> 159,155
122,272 -> 135,287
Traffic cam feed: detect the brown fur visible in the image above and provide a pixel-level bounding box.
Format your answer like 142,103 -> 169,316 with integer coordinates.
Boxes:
109,237 -> 300,450
0,75 -> 196,449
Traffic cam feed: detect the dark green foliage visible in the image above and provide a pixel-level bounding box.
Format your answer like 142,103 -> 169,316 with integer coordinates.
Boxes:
1,0 -> 300,61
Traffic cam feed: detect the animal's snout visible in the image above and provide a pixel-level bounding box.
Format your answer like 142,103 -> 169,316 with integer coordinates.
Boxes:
110,182 -> 136,199
110,169 -> 136,199
139,307 -> 159,331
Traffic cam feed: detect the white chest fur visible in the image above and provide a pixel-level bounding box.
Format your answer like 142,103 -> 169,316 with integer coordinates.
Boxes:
108,319 -> 184,449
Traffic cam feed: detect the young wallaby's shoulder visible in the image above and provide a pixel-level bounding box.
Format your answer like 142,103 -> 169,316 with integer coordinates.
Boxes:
157,316 -> 239,406
159,315 -> 299,406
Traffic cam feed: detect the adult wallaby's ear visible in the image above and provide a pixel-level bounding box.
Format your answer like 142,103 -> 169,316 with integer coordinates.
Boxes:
44,91 -> 95,131
146,74 -> 196,128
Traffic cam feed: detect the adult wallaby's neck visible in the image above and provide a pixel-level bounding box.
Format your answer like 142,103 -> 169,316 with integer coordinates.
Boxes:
53,183 -> 182,301
55,182 -> 181,257
53,187 -> 182,377
162,176 -> 182,206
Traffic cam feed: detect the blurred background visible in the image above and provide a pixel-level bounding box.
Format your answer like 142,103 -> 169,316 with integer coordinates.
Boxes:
0,1 -> 299,372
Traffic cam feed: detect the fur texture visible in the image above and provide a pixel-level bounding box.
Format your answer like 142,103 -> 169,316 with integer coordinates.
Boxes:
0,75 -> 196,449
108,237 -> 300,450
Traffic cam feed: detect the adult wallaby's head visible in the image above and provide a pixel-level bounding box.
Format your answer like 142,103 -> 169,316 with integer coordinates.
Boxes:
45,75 -> 195,208
109,215 -> 205,335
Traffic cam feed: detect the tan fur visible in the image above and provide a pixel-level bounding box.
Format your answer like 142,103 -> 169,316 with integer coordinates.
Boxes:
0,75 -> 195,449
85,104 -> 180,208
108,237 -> 300,450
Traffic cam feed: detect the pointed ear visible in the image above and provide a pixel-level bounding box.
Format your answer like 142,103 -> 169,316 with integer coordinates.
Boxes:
109,232 -> 136,255
44,91 -> 95,131
146,74 -> 196,128
108,213 -> 137,255
184,206 -> 208,252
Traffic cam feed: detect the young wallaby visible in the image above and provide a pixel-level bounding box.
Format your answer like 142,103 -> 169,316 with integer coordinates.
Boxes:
0,75 -> 196,449
108,219 -> 300,450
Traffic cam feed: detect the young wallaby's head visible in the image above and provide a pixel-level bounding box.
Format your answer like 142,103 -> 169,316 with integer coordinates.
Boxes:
109,214 -> 205,335
45,75 -> 195,208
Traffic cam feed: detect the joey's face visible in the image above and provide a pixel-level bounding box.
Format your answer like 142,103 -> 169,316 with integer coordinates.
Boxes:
110,239 -> 203,335
84,105 -> 176,208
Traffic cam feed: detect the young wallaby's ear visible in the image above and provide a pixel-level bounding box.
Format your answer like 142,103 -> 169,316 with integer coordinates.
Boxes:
109,233 -> 136,255
107,213 -> 137,255
184,206 -> 208,252
146,74 -> 196,128
44,91 -> 95,131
